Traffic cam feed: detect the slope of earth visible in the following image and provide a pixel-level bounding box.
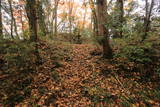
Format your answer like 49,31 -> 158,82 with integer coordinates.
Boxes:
0,40 -> 160,106
47,44 -> 160,106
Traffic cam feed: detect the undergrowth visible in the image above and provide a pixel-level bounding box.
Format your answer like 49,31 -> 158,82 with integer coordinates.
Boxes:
0,38 -> 72,106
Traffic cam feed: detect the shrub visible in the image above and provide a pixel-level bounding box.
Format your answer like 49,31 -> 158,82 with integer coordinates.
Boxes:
82,86 -> 113,104
114,41 -> 155,64
122,46 -> 152,64
0,39 -> 38,73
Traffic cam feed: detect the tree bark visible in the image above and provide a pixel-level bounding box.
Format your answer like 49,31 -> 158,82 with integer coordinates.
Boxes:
54,0 -> 59,37
68,0 -> 74,43
89,0 -> 98,36
26,0 -> 38,42
8,0 -> 19,38
118,0 -> 124,38
37,0 -> 47,36
20,9 -> 24,35
69,0 -> 73,34
113,0 -> 124,38
26,0 -> 41,65
142,0 -> 154,41
97,0 -> 112,58
82,0 -> 87,31
0,0 -> 2,36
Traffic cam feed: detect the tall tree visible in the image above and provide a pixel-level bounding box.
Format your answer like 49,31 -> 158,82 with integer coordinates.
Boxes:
8,0 -> 19,38
117,0 -> 124,38
82,0 -> 87,31
0,0 -> 2,36
43,0 -> 51,34
97,0 -> 112,58
68,0 -> 74,34
142,0 -> 154,41
26,0 -> 41,65
112,0 -> 124,38
19,8 -> 24,34
89,0 -> 98,36
26,0 -> 38,41
54,0 -> 60,37
37,0 -> 47,36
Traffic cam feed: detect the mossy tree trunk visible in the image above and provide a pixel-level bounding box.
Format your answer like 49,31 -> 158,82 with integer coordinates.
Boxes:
26,0 -> 41,65
0,0 -> 3,36
97,0 -> 113,58
37,0 -> 47,36
26,0 -> 38,42
142,0 -> 154,41
89,0 -> 98,37
113,0 -> 124,38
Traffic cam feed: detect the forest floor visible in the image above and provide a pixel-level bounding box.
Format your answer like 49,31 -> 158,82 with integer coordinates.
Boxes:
0,40 -> 160,106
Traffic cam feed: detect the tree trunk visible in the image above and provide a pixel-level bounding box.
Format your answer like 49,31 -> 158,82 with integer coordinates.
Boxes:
0,0 -> 3,36
69,0 -> 73,34
82,0 -> 87,31
113,0 -> 124,38
11,15 -> 13,38
37,0 -> 47,36
54,0 -> 59,37
8,0 -> 19,38
26,0 -> 38,42
118,0 -> 124,38
68,0 -> 74,43
26,0 -> 41,65
89,0 -> 98,36
44,0 -> 51,35
97,0 -> 112,58
20,9 -> 24,35
142,0 -> 154,41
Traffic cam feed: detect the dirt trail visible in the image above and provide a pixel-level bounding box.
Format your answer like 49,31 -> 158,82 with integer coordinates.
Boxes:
1,42 -> 160,106
55,44 -> 97,106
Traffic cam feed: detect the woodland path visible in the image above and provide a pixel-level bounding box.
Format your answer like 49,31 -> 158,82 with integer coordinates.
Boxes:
1,42 -> 160,106
55,44 -> 97,106
53,44 -> 133,106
